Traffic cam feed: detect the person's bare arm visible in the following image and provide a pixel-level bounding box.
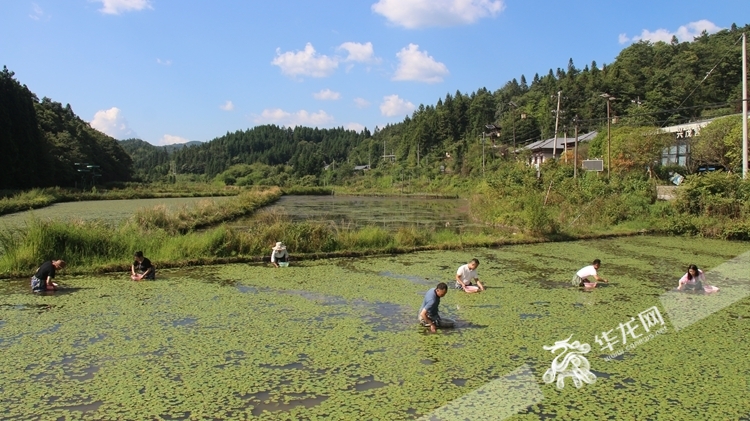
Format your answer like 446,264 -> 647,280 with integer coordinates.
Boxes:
420,308 -> 437,333
455,273 -> 466,290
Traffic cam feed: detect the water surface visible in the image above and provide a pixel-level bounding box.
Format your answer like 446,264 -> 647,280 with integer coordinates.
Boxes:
1,236 -> 748,419
230,195 -> 477,231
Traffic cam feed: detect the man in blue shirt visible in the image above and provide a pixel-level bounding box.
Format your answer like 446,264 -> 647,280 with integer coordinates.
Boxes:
419,282 -> 449,333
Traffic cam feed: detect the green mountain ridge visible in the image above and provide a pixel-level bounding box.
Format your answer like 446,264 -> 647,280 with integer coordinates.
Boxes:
2,24 -> 748,188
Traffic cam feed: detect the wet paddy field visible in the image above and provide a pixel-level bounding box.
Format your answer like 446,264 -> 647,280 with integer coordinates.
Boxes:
1,236 -> 749,420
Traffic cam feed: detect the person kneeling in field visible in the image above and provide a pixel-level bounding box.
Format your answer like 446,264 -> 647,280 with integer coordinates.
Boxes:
31,259 -> 66,292
455,258 -> 484,293
131,251 -> 155,281
271,242 -> 289,268
572,259 -> 608,288
676,264 -> 719,293
419,282 -> 452,332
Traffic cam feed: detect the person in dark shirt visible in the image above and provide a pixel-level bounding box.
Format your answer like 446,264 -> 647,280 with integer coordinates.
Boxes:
31,260 -> 66,292
419,282 -> 450,333
131,251 -> 155,281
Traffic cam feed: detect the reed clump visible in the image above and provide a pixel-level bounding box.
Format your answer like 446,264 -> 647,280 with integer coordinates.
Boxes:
129,187 -> 282,234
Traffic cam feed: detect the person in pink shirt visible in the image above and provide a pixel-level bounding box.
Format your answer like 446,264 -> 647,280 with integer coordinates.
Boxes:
677,264 -> 719,293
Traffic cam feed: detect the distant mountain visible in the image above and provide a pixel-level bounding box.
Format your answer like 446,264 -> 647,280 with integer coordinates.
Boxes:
163,141 -> 202,153
118,138 -> 171,181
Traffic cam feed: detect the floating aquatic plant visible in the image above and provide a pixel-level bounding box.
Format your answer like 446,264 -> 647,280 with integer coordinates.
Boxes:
0,236 -> 749,419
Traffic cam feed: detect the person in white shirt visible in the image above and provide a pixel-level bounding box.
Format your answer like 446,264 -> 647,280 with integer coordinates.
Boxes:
455,258 -> 484,293
572,259 -> 608,287
270,242 -> 289,268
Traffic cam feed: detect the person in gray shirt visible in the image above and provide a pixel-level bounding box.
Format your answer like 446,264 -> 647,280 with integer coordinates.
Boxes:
419,282 -> 450,333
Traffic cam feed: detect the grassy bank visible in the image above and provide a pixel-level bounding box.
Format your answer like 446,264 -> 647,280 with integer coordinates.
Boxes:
0,184 -> 240,217
132,188 -> 282,234
0,184 -> 335,217
0,202 -> 656,278
2,169 -> 748,278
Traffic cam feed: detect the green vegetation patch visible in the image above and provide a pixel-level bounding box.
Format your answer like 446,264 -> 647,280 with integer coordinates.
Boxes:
1,236 -> 749,419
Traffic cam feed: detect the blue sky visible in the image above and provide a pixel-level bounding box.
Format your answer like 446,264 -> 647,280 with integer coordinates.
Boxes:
0,0 -> 744,145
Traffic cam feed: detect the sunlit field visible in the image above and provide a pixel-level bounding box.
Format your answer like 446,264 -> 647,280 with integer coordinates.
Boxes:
1,236 -> 748,420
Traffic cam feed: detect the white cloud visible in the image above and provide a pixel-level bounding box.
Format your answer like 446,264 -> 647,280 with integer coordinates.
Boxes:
393,44 -> 449,83
271,43 -> 339,78
157,134 -> 190,146
372,0 -> 504,29
619,20 -> 722,44
254,108 -> 335,127
379,95 -> 415,117
29,3 -> 47,21
95,0 -> 153,15
156,58 -> 172,66
337,42 -> 379,63
354,98 -> 370,109
220,100 -> 234,111
90,107 -> 136,139
345,123 -> 366,132
313,89 -> 341,100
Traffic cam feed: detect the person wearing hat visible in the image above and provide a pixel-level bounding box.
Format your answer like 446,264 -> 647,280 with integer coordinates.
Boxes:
131,251 -> 155,281
270,242 -> 289,268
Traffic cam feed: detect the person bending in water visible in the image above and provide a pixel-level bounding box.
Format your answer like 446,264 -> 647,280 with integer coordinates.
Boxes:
572,259 -> 608,287
270,242 -> 289,268
131,251 -> 155,281
455,258 -> 484,293
677,264 -> 706,291
419,282 -> 449,333
31,260 -> 66,292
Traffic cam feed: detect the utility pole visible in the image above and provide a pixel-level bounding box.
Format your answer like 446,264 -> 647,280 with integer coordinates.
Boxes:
743,32 -> 748,179
553,91 -> 562,159
601,93 -> 615,177
573,116 -> 579,179
508,101 -> 520,161
606,99 -> 611,177
563,125 -> 568,163
482,131 -> 485,177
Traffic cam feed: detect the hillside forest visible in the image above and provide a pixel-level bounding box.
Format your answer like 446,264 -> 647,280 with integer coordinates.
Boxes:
1,24 -> 748,190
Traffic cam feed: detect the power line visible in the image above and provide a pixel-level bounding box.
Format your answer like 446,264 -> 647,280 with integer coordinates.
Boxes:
659,34 -> 745,128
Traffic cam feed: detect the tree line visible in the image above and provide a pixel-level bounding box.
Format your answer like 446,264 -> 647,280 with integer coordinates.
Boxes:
3,23 -> 747,190
0,66 -> 132,190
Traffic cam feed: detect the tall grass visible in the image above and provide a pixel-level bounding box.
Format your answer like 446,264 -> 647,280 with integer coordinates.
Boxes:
0,184 -> 243,217
130,188 -> 282,234
0,208 -> 502,277
0,188 -> 59,215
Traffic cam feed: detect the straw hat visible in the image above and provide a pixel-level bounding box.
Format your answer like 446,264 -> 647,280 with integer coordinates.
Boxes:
272,242 -> 286,251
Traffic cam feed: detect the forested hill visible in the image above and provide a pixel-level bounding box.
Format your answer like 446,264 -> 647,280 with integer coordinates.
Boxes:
118,139 -> 172,182
127,24 -> 748,182
0,66 -> 132,190
169,125 -> 370,178
354,23 -> 749,176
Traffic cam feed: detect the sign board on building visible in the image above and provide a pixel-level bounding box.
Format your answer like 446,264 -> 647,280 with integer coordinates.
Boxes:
582,160 -> 604,171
